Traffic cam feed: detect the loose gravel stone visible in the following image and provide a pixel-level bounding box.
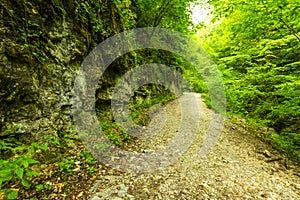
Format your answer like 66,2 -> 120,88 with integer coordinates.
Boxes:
87,93 -> 300,199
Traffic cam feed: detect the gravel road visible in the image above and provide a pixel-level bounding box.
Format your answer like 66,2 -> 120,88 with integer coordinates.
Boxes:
88,93 -> 300,200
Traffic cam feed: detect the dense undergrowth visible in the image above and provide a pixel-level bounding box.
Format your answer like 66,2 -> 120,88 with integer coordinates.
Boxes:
0,91 -> 176,199
218,35 -> 300,162
0,127 -> 105,199
1,0 -> 299,199
196,0 -> 300,163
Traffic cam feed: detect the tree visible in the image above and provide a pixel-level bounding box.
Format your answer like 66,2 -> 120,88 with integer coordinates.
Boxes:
202,0 -> 300,161
130,0 -> 197,33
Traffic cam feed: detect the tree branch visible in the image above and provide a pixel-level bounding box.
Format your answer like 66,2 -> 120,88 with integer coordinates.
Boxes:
278,9 -> 300,42
153,0 -> 172,27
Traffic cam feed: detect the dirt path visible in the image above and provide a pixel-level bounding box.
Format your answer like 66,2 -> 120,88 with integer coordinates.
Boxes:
87,93 -> 300,200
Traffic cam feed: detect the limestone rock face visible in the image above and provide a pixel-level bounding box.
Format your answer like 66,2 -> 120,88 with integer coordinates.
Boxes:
0,1 -> 175,143
0,3 -> 131,142
0,20 -> 84,140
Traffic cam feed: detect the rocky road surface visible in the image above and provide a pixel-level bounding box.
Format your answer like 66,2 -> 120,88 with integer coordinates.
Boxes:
88,93 -> 300,200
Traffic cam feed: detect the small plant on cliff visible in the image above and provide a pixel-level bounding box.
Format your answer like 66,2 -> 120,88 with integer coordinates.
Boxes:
0,139 -> 45,199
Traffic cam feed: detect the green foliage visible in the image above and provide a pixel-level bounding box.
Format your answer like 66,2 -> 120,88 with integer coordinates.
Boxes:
183,62 -> 209,94
1,0 -> 139,64
202,0 -> 300,162
130,0 -> 197,33
0,136 -> 43,199
210,0 -> 300,45
0,156 -> 39,187
1,0 -> 49,64
43,128 -> 78,148
1,0 -> 216,198
57,156 -> 75,174
57,150 -> 98,176
78,150 -> 97,165
74,0 -> 135,34
267,132 -> 300,162
0,126 -> 20,137
44,135 -> 61,146
34,182 -> 52,194
6,189 -> 18,199
99,121 -> 131,147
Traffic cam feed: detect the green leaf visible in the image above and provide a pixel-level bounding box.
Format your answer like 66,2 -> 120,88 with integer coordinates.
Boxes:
26,158 -> 39,165
21,178 -> 30,189
15,167 -> 24,179
39,144 -> 48,150
17,157 -> 39,168
14,145 -> 26,151
31,142 -> 39,148
0,159 -> 8,166
7,189 -> 18,199
0,168 -> 13,180
16,157 -> 28,168
26,170 -> 40,177
28,146 -> 34,153
22,160 -> 29,168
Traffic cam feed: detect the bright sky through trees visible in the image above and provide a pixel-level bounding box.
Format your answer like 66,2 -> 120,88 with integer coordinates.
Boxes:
189,1 -> 213,24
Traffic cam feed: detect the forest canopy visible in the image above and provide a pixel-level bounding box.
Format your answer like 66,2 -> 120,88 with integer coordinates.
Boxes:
200,0 -> 300,161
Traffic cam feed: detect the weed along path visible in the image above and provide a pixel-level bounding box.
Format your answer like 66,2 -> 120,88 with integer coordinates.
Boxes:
87,93 -> 300,200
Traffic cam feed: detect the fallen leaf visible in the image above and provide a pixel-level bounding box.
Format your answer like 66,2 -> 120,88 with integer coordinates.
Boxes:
77,191 -> 83,198
32,8 -> 38,14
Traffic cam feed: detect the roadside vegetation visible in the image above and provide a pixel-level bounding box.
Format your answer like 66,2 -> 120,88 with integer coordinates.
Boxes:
196,0 -> 300,162
0,0 -> 299,199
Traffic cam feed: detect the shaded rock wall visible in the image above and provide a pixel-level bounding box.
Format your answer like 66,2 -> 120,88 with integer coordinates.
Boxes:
0,0 -> 178,142
0,0 -> 116,141
0,21 -> 84,141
